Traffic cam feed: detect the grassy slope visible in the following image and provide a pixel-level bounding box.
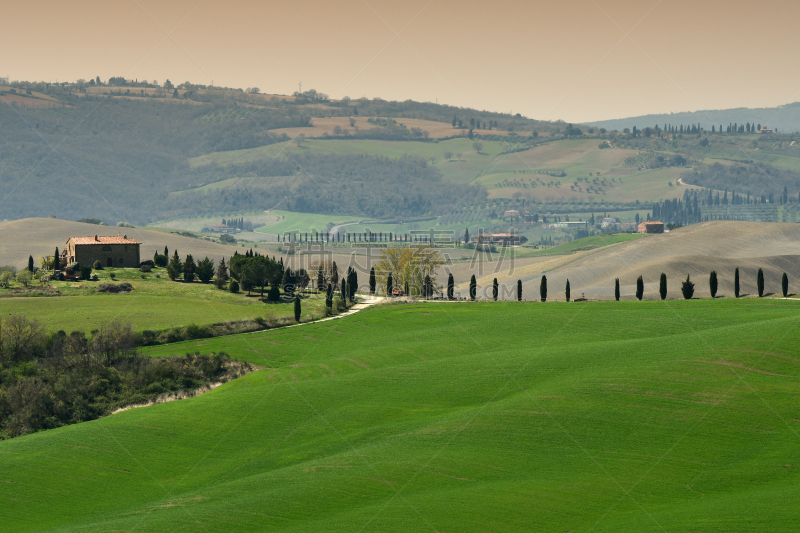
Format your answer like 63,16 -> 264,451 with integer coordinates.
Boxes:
0,268 -> 327,333
515,233 -> 647,257
3,300 -> 800,532
255,210 -> 364,235
187,138 -> 509,185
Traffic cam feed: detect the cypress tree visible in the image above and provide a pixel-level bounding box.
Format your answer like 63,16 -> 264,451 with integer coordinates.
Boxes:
341,280 -> 347,304
757,268 -> 765,297
387,273 -> 393,296
636,276 -> 644,300
469,275 -> 477,300
294,295 -> 301,322
517,279 -> 522,301
447,273 -> 454,300
540,275 -> 547,302
492,278 -> 498,301
405,281 -> 409,297
681,275 -> 695,299
659,273 -> 667,300
709,271 -> 718,298
782,272 -> 789,297
734,267 -> 740,298
28,255 -> 34,272
369,267 -> 376,295
424,275 -> 432,298
317,270 -> 324,292
614,278 -> 620,301
565,279 -> 570,302
325,284 -> 333,308
53,247 -> 59,270
164,245 -> 169,257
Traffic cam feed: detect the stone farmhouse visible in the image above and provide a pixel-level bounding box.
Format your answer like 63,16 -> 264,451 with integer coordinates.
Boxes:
65,235 -> 141,268
638,221 -> 664,234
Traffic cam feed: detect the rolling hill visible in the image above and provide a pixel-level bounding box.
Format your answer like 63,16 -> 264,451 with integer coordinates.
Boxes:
500,221 -> 800,300
2,300 -> 799,531
589,101 -> 800,134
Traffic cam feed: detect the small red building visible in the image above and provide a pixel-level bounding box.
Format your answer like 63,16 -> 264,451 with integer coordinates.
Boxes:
637,221 -> 664,234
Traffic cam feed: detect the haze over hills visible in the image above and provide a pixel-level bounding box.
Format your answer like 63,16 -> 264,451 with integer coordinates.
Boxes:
589,101 -> 800,134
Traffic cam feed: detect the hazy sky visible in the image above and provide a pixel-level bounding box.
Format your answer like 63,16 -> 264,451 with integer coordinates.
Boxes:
2,0 -> 799,122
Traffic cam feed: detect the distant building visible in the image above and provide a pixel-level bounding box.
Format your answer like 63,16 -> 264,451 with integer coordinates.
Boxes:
638,221 -> 664,234
504,210 -> 520,218
475,233 -> 520,246
66,235 -> 140,268
759,126 -> 773,134
212,224 -> 237,234
549,221 -> 588,229
600,217 -> 618,228
620,222 -> 638,232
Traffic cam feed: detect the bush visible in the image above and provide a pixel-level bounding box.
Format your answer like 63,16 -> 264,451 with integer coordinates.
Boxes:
140,264 -> 152,272
66,262 -> 80,271
153,254 -> 168,267
140,259 -> 155,268
268,284 -> 281,301
93,260 -> 102,270
229,280 -> 240,293
92,274 -> 99,281
80,265 -> 93,280
96,282 -> 133,293
109,273 -> 116,280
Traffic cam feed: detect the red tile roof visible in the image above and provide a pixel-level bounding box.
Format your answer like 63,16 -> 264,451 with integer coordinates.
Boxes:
68,235 -> 140,245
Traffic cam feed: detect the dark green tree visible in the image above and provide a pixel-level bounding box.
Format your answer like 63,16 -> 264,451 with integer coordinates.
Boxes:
317,270 -> 324,292
447,273 -> 454,300
540,275 -> 547,302
757,268 -> 765,297
709,271 -> 718,298
196,257 -> 214,283
681,275 -> 695,299
167,251 -> 183,281
214,258 -> 228,289
659,273 -> 667,300
325,284 -> 333,308
282,267 -> 295,296
424,275 -> 432,298
782,272 -> 789,297
469,275 -> 477,300
517,279 -> 522,301
636,276 -> 644,300
28,255 -> 34,272
183,254 -> 196,282
565,279 -> 570,302
464,228 -> 470,244
294,295 -> 301,322
340,279 -> 347,303
492,278 -> 498,301
734,267 -> 740,298
53,248 -> 59,271
387,272 -> 393,296
229,280 -> 239,293
369,267 -> 376,295
164,245 -> 169,257
404,281 -> 409,297
615,278 -> 620,301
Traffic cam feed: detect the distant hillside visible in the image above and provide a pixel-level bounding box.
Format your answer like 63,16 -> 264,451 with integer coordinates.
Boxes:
590,102 -> 800,134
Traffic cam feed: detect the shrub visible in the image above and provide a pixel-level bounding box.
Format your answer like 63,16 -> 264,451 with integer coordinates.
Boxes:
96,282 -> 134,293
681,275 -> 695,299
140,260 -> 155,268
140,264 -> 152,272
66,262 -> 80,271
185,324 -> 212,339
109,273 -> 116,280
153,254 -> 168,267
93,260 -> 102,270
80,265 -> 93,280
92,274 -> 99,281
268,284 -> 281,301
229,280 -> 240,293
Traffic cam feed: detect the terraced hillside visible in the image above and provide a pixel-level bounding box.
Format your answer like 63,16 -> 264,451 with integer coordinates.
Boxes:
3,300 -> 800,531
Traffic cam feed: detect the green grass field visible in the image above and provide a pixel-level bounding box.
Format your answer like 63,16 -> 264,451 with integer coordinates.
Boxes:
254,210 -> 364,235
3,299 -> 800,531
513,233 -> 647,257
0,267 -> 328,333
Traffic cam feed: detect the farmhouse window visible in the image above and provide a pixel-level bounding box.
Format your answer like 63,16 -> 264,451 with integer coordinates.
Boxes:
107,258 -> 113,267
